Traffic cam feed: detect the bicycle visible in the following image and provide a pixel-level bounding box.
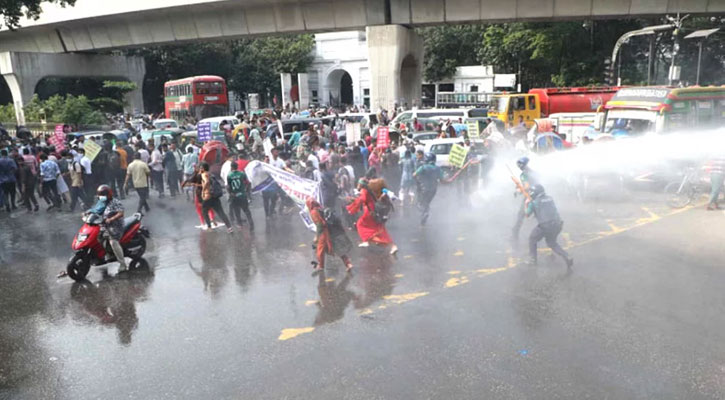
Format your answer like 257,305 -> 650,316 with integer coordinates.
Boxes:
664,166 -> 705,208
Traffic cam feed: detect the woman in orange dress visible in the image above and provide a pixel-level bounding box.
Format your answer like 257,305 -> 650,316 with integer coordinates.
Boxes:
308,198 -> 353,272
346,179 -> 398,255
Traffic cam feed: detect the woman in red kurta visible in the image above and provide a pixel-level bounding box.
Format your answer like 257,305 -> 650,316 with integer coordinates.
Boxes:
346,179 -> 398,255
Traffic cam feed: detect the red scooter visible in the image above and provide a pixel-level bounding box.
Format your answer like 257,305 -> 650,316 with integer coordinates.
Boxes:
67,212 -> 150,281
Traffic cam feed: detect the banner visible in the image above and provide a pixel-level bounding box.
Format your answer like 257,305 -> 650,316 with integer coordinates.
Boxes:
197,122 -> 212,142
50,125 -> 66,151
83,139 -> 102,162
466,120 -> 480,138
376,126 -> 390,148
448,143 -> 469,168
244,160 -> 320,231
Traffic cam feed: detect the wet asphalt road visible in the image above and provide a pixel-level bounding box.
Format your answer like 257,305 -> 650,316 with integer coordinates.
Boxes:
1,183 -> 724,399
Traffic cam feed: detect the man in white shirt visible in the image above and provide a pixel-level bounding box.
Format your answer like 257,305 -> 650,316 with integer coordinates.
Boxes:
149,145 -> 165,197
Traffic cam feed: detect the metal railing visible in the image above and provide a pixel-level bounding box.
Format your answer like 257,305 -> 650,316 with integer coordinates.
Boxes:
436,92 -> 500,107
1,122 -> 113,138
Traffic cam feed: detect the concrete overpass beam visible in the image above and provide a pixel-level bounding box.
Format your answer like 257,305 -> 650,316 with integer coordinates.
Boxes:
0,52 -> 146,124
367,25 -> 423,112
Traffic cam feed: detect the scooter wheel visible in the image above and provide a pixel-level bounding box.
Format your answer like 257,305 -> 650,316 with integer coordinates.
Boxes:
67,253 -> 91,282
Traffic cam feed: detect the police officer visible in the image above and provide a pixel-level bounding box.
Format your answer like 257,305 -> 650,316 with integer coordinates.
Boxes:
512,156 -> 538,245
525,184 -> 573,267
413,152 -> 444,226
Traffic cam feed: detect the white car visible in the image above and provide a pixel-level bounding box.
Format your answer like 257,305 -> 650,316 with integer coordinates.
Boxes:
152,119 -> 178,130
423,137 -> 484,168
197,116 -> 240,131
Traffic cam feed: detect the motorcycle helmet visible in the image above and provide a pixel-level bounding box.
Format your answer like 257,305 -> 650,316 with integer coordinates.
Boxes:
96,184 -> 113,201
529,183 -> 545,199
425,152 -> 436,164
517,156 -> 529,170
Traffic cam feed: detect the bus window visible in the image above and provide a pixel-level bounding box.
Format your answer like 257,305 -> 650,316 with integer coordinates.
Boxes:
528,96 -> 536,110
696,100 -> 713,127
512,96 -> 526,111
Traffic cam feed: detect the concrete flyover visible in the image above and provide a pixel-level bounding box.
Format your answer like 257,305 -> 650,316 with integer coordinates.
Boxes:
0,0 -> 723,53
0,52 -> 145,125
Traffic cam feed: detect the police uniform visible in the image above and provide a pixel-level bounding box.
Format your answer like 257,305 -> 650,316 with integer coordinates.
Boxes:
526,193 -> 572,266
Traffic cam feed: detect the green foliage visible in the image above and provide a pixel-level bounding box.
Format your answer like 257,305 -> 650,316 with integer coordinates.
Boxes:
0,104 -> 16,123
1,94 -> 104,124
0,0 -> 75,30
419,25 -> 486,82
91,80 -> 138,113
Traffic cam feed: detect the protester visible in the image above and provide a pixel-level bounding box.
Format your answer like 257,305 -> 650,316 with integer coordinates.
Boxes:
226,162 -> 254,231
0,149 -> 18,212
162,144 -> 180,197
346,178 -> 398,255
525,184 -> 573,268
66,151 -> 84,212
149,144 -> 165,198
307,198 -> 353,272
124,152 -> 151,214
200,162 -> 233,233
39,153 -> 62,211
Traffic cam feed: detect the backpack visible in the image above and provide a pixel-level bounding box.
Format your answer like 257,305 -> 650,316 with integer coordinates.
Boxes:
372,196 -> 392,225
210,174 -> 224,198
322,207 -> 340,227
109,151 -> 121,169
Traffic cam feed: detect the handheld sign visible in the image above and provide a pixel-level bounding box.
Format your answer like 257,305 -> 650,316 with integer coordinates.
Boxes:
51,125 -> 66,151
466,120 -> 480,138
197,122 -> 212,142
376,126 -> 390,148
448,143 -> 468,169
83,139 -> 102,161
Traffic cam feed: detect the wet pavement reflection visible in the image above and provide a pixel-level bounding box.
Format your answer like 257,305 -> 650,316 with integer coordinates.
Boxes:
1,188 -> 724,399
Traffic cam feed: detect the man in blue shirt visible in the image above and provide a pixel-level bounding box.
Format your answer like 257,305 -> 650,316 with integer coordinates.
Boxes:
413,152 -> 445,226
39,153 -> 62,210
0,149 -> 18,212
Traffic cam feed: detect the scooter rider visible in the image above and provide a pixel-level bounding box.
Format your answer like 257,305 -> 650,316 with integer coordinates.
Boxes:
96,185 -> 128,272
525,184 -> 573,268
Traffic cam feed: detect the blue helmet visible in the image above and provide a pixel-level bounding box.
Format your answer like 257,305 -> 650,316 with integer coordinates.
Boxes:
425,152 -> 436,164
517,156 -> 529,170
529,183 -> 545,198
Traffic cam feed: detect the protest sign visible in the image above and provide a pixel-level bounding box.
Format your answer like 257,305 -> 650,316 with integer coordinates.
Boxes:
244,160 -> 320,231
50,125 -> 66,151
466,120 -> 480,138
448,143 -> 469,168
345,122 -> 361,146
83,139 -> 102,161
197,122 -> 212,142
376,126 -> 390,148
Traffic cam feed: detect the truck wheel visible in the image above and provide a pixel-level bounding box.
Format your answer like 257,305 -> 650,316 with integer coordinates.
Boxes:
67,253 -> 91,282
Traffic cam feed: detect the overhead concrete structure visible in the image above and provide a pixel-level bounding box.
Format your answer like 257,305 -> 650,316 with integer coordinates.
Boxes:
367,25 -> 423,111
0,0 -> 724,53
0,52 -> 145,125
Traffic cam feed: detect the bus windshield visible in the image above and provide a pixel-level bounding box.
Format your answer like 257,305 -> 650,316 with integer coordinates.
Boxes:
490,97 -> 508,114
196,81 -> 224,95
604,109 -> 656,136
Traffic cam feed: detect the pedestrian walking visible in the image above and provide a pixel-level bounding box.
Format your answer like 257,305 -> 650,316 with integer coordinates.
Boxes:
162,144 -> 180,197
413,152 -> 447,225
0,149 -> 18,212
181,145 -> 198,201
66,151 -> 84,212
226,162 -> 254,230
150,144 -> 165,198
200,162 -> 233,233
124,152 -> 151,213
38,153 -> 62,211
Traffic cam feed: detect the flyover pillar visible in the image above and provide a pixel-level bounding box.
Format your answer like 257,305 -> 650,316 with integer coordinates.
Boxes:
0,52 -> 145,125
366,25 -> 423,112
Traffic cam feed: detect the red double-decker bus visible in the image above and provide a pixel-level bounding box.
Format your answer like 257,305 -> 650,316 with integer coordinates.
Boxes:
164,75 -> 228,121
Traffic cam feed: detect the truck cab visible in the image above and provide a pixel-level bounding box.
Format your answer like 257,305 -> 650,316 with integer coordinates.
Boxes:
488,94 -> 540,129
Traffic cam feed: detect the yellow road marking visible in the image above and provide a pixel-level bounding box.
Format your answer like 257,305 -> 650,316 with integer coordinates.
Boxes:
403,255 -> 413,259
359,308 -> 373,315
394,274 -> 404,278
447,270 -> 461,275
445,276 -> 470,288
325,278 -> 335,283
453,250 -> 464,256
383,292 -> 429,304
304,300 -> 318,306
278,327 -> 315,341
298,244 -> 307,247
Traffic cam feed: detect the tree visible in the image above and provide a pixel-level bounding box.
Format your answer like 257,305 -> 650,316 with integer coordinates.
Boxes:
227,35 -> 315,105
90,80 -> 138,113
418,25 -> 486,82
1,0 -> 75,30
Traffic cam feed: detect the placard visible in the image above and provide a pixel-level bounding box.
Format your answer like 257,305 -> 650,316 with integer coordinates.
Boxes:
83,139 -> 102,161
376,126 -> 390,148
448,143 -> 469,169
197,122 -> 212,142
466,120 -> 480,138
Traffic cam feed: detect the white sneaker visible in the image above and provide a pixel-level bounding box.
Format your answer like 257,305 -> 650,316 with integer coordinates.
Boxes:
118,263 -> 128,273
358,242 -> 370,248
